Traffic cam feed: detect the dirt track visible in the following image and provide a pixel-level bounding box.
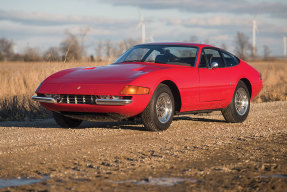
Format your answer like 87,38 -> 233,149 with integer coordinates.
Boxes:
0,101 -> 286,191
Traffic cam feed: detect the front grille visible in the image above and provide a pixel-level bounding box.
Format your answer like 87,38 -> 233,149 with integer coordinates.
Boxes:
37,94 -> 133,105
59,95 -> 95,104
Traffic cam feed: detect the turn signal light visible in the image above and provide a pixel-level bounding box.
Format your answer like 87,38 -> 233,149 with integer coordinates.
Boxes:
120,85 -> 150,95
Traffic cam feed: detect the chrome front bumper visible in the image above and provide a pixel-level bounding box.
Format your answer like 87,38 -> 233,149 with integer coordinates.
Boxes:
32,95 -> 56,103
95,99 -> 132,105
32,95 -> 132,106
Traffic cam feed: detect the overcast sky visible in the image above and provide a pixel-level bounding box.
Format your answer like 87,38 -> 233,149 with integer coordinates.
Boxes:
1,0 -> 286,56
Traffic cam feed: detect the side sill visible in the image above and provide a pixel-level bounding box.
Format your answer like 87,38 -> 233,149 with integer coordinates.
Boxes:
175,108 -> 223,115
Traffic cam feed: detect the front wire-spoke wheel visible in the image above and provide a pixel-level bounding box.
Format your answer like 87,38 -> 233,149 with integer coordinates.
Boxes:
222,81 -> 250,123
156,92 -> 173,124
141,84 -> 175,131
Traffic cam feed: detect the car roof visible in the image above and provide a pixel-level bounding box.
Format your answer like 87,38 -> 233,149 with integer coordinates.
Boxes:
138,42 -> 215,48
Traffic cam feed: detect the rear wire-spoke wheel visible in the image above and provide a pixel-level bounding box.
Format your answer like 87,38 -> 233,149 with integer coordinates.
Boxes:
53,112 -> 82,128
235,87 -> 249,116
222,81 -> 250,123
141,84 -> 174,131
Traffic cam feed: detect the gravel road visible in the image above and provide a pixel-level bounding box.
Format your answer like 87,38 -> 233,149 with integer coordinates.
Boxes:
0,101 -> 286,191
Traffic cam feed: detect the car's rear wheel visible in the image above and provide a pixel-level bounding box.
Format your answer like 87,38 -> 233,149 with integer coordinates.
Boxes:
141,84 -> 174,131
222,80 -> 250,123
53,112 -> 82,128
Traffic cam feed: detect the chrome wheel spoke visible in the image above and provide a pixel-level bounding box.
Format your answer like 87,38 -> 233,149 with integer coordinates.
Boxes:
235,88 -> 249,116
156,92 -> 172,123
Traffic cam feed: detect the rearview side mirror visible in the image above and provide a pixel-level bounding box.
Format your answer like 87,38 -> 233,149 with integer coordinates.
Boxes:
209,62 -> 219,70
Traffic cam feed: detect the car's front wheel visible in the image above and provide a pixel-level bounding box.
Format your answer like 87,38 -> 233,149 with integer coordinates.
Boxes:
222,80 -> 250,123
141,84 -> 174,131
53,112 -> 82,128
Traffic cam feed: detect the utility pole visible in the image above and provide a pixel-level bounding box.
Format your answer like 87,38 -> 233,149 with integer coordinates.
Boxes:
138,9 -> 146,44
141,20 -> 146,44
252,19 -> 256,57
284,36 -> 286,57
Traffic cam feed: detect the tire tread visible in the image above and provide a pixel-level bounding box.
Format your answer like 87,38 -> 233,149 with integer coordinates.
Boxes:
141,84 -> 174,131
222,80 -> 250,123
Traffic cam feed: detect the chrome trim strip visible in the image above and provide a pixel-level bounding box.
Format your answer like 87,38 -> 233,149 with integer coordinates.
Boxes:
32,95 -> 56,104
95,99 -> 132,106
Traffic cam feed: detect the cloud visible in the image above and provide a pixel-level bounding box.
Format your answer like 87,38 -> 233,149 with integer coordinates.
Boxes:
162,16 -> 250,28
0,9 -> 136,28
101,0 -> 287,18
0,18 -> 139,54
0,2 -> 285,56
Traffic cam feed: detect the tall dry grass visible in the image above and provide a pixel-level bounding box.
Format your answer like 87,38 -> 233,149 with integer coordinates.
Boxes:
250,60 -> 287,102
0,61 -> 107,121
0,60 -> 286,121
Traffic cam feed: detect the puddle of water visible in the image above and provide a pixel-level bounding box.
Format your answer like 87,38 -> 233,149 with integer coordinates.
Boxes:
258,174 -> 287,179
108,177 -> 198,187
0,176 -> 49,188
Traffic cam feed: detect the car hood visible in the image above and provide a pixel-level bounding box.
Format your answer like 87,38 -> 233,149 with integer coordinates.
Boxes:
47,63 -> 168,84
38,63 -> 169,95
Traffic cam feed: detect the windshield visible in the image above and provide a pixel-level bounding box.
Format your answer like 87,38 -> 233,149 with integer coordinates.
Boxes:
114,45 -> 198,66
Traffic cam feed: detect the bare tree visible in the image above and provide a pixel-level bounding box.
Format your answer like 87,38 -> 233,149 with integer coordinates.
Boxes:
263,45 -> 271,60
95,39 -> 139,62
117,39 -> 139,57
90,55 -> 95,62
234,32 -> 250,59
23,46 -> 40,62
60,32 -> 82,62
10,53 -> 24,61
79,27 -> 91,59
104,40 -> 112,61
123,39 -> 140,50
95,41 -> 103,62
0,38 -> 14,61
43,47 -> 60,62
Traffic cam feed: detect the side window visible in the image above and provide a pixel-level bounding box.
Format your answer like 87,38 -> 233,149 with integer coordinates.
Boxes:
222,51 -> 240,67
202,49 -> 225,68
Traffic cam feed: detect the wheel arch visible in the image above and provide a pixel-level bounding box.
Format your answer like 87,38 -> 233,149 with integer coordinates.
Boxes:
160,80 -> 182,112
239,78 -> 252,97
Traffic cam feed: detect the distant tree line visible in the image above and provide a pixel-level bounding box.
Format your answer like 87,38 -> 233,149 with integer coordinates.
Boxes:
0,31 -> 272,62
0,32 -> 139,62
233,32 -> 272,60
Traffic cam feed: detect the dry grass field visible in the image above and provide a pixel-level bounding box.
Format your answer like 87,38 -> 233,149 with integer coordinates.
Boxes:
0,61 -> 107,121
251,60 -> 287,102
0,60 -> 286,121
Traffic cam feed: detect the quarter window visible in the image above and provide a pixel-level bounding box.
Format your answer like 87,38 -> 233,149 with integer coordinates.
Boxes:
222,51 -> 240,67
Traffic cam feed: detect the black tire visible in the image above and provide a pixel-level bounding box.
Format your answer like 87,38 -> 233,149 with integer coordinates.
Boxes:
222,81 -> 250,123
53,112 -> 82,128
141,84 -> 175,131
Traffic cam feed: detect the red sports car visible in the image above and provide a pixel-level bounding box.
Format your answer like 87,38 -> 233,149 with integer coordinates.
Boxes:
33,43 -> 262,131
